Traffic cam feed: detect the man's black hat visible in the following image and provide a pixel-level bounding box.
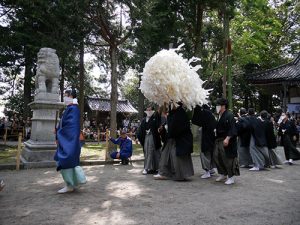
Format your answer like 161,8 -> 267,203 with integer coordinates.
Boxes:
216,98 -> 228,106
239,107 -> 247,115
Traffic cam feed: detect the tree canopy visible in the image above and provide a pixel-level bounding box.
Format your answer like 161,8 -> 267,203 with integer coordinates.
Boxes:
0,0 -> 298,117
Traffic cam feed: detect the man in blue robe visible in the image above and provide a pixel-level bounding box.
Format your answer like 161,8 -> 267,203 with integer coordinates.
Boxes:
54,89 -> 87,193
110,129 -> 133,165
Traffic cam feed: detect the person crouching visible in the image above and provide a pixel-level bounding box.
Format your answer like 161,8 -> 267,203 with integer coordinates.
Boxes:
110,129 -> 133,165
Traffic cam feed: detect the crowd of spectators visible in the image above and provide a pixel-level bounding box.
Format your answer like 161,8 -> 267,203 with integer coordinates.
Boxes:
0,114 -> 32,140
0,112 -> 141,143
81,116 -> 140,143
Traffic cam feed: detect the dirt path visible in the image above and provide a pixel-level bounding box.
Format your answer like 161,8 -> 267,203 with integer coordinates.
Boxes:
0,157 -> 300,225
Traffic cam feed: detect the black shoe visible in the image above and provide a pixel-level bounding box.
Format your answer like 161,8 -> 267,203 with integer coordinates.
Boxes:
147,170 -> 156,174
122,159 -> 129,165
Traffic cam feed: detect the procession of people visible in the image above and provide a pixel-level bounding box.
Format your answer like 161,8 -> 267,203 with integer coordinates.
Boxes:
49,84 -> 300,195
51,50 -> 300,192
135,97 -> 300,186
1,89 -> 299,193
2,46 -> 298,194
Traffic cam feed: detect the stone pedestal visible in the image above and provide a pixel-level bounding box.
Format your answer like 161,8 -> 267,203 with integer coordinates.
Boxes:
22,101 -> 64,168
21,48 -> 64,168
22,100 -> 63,168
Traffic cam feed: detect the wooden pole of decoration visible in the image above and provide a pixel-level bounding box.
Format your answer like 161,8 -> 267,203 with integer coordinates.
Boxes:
16,132 -> 22,171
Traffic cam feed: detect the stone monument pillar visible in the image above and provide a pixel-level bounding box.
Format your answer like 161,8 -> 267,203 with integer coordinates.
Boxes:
21,48 -> 64,168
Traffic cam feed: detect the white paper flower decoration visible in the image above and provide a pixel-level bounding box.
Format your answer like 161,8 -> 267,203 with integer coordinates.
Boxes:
140,44 -> 210,109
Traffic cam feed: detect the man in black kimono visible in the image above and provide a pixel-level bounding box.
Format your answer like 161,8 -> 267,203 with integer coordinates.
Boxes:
260,110 -> 282,168
154,102 -> 194,181
236,108 -> 253,168
137,106 -> 162,174
214,98 -> 240,185
192,104 -> 216,179
278,113 -> 300,164
247,108 -> 270,171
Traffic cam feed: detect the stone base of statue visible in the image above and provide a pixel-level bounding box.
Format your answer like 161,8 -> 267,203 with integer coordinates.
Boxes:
21,48 -> 65,168
21,101 -> 64,168
34,92 -> 60,102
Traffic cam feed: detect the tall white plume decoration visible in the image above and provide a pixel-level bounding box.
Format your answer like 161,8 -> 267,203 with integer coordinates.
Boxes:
140,44 -> 210,109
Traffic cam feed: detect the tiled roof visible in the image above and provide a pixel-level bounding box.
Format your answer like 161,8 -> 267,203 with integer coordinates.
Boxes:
246,54 -> 300,84
86,97 -> 138,113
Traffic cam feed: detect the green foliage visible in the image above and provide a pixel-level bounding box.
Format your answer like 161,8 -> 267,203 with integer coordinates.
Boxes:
0,0 -> 93,116
130,0 -> 181,71
120,69 -> 140,108
229,0 -> 299,111
4,92 -> 24,115
232,0 -> 299,68
0,0 -> 298,116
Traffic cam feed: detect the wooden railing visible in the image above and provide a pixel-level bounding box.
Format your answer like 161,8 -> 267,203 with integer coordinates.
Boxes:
0,127 -> 25,145
82,128 -> 137,144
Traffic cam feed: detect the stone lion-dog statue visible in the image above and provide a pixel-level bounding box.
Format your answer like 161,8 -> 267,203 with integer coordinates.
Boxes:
35,48 -> 60,96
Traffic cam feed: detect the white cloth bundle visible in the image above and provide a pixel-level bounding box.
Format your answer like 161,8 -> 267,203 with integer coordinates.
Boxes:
140,44 -> 210,109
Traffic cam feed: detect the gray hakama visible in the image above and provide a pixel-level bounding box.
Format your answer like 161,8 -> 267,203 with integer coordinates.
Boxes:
268,148 -> 283,166
237,139 -> 253,166
213,139 -> 240,177
200,152 -> 214,171
199,128 -> 215,171
249,135 -> 270,168
159,139 -> 194,180
144,131 -> 161,171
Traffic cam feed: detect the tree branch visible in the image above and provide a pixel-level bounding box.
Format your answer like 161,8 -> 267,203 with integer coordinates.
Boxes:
85,41 -> 110,47
117,29 -> 133,45
97,8 -> 116,43
0,7 -> 13,18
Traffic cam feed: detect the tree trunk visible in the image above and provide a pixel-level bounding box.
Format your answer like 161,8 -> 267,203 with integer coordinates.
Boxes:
109,44 -> 118,159
23,48 -> 33,119
194,2 -> 204,57
79,41 -> 85,130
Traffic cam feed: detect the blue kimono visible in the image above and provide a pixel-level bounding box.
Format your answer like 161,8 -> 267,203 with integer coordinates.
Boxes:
55,104 -> 81,169
54,104 -> 86,187
110,137 -> 133,159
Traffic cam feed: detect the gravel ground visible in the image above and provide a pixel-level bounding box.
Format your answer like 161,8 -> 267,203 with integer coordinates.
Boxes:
0,155 -> 300,225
